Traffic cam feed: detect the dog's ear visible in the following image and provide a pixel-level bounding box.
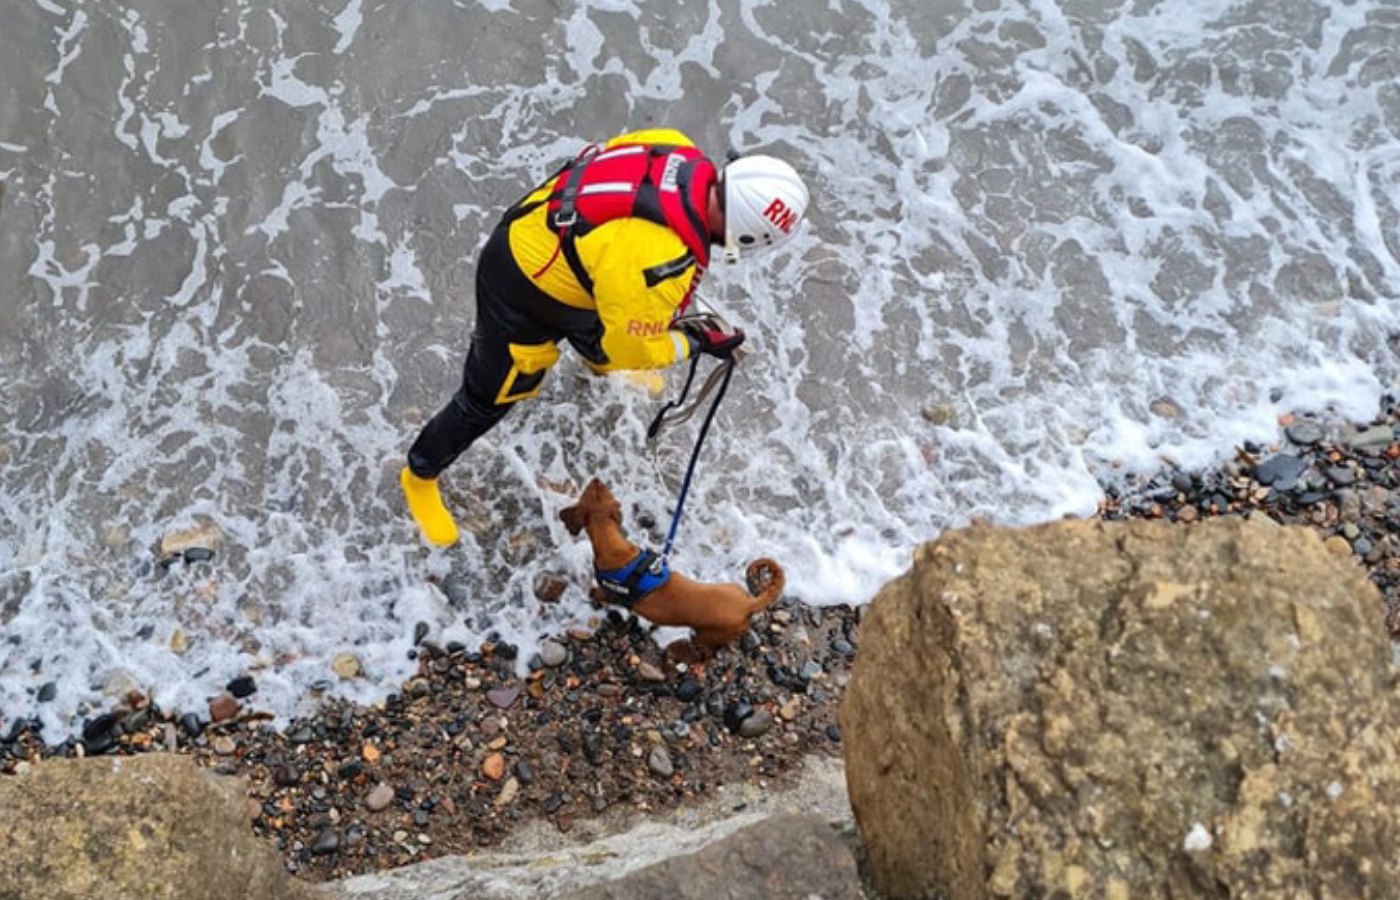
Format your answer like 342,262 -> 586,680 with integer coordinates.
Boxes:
559,502 -> 586,536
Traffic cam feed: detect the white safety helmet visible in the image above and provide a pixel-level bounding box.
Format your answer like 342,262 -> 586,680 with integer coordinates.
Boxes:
720,154 -> 809,262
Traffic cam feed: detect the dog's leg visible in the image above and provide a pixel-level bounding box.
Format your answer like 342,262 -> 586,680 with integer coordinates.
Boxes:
664,638 -> 712,666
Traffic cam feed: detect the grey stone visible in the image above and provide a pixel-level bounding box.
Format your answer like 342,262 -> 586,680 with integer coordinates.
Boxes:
647,746 -> 673,778
559,816 -> 860,900
312,828 -> 341,855
538,640 -> 568,668
737,709 -> 774,738
366,783 -> 396,812
1345,425 -> 1395,451
1285,419 -> 1326,446
1254,453 -> 1307,488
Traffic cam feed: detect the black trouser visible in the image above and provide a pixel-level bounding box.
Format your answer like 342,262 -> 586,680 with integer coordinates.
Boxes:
406,226 -> 606,479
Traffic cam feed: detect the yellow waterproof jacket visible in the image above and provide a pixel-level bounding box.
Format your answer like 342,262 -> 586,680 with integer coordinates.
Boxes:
507,129 -> 712,371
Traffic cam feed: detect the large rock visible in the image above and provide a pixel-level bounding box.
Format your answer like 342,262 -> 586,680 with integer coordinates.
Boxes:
0,754 -> 312,900
560,815 -> 860,900
841,517 -> 1400,899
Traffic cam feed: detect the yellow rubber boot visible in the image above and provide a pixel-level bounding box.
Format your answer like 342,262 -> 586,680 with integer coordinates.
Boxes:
400,467 -> 460,547
621,371 -> 666,397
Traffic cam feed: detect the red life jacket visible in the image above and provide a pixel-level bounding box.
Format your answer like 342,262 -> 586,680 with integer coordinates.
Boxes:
509,141 -> 717,301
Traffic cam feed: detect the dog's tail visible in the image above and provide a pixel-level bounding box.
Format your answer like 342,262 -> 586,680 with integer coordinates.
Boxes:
743,558 -> 786,616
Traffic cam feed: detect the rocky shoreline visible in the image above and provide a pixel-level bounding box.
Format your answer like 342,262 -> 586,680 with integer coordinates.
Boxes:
2,395 -> 1397,883
1,590 -> 858,882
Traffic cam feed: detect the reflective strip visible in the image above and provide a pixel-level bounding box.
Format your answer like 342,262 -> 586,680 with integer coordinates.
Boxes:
594,145 -> 647,162
578,181 -> 636,195
671,331 -> 689,359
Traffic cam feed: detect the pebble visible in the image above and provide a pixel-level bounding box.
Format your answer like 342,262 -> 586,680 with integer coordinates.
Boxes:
208,694 -> 240,723
81,715 -> 116,742
647,746 -> 674,778
1254,454 -> 1307,489
483,752 -> 506,780
1325,535 -> 1353,555
332,653 -> 362,680
723,702 -> 754,733
496,776 -> 519,806
779,697 -> 802,721
36,682 -> 56,703
637,662 -> 665,682
1284,420 -> 1325,446
1345,424 -> 1393,451
180,712 -> 204,737
366,783 -> 395,812
212,736 -> 237,755
487,685 -> 521,709
539,640 -> 568,668
226,676 -> 256,699
311,828 -> 340,855
1327,466 -> 1356,486
738,709 -> 775,738
676,678 -> 702,702
413,622 -> 430,646
124,709 -> 151,733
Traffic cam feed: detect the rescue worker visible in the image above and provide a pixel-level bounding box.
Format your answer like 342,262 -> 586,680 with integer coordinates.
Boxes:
401,128 -> 809,547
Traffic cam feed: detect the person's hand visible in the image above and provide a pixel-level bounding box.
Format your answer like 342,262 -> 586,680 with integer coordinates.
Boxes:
683,321 -> 746,358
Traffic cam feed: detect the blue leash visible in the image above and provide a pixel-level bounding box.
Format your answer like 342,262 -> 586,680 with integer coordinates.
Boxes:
646,355 -> 736,560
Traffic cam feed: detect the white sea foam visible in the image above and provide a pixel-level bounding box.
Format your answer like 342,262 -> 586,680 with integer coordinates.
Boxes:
1,0 -> 1396,736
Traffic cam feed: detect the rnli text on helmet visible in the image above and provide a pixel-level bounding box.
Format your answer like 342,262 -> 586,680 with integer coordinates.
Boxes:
764,198 -> 799,233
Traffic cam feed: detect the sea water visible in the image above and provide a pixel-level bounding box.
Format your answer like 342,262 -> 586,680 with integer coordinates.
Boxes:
1,0 -> 1396,734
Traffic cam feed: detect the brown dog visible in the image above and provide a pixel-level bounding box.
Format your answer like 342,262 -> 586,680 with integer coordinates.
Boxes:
559,478 -> 785,649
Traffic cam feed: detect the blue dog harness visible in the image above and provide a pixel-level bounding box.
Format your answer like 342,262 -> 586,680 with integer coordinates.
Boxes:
596,548 -> 671,608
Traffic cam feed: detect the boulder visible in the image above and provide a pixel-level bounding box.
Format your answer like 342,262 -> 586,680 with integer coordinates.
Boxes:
559,815 -> 861,900
841,517 -> 1400,899
0,754 -> 313,900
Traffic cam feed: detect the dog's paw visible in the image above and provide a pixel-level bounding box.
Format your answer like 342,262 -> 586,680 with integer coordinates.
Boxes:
745,558 -> 780,595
